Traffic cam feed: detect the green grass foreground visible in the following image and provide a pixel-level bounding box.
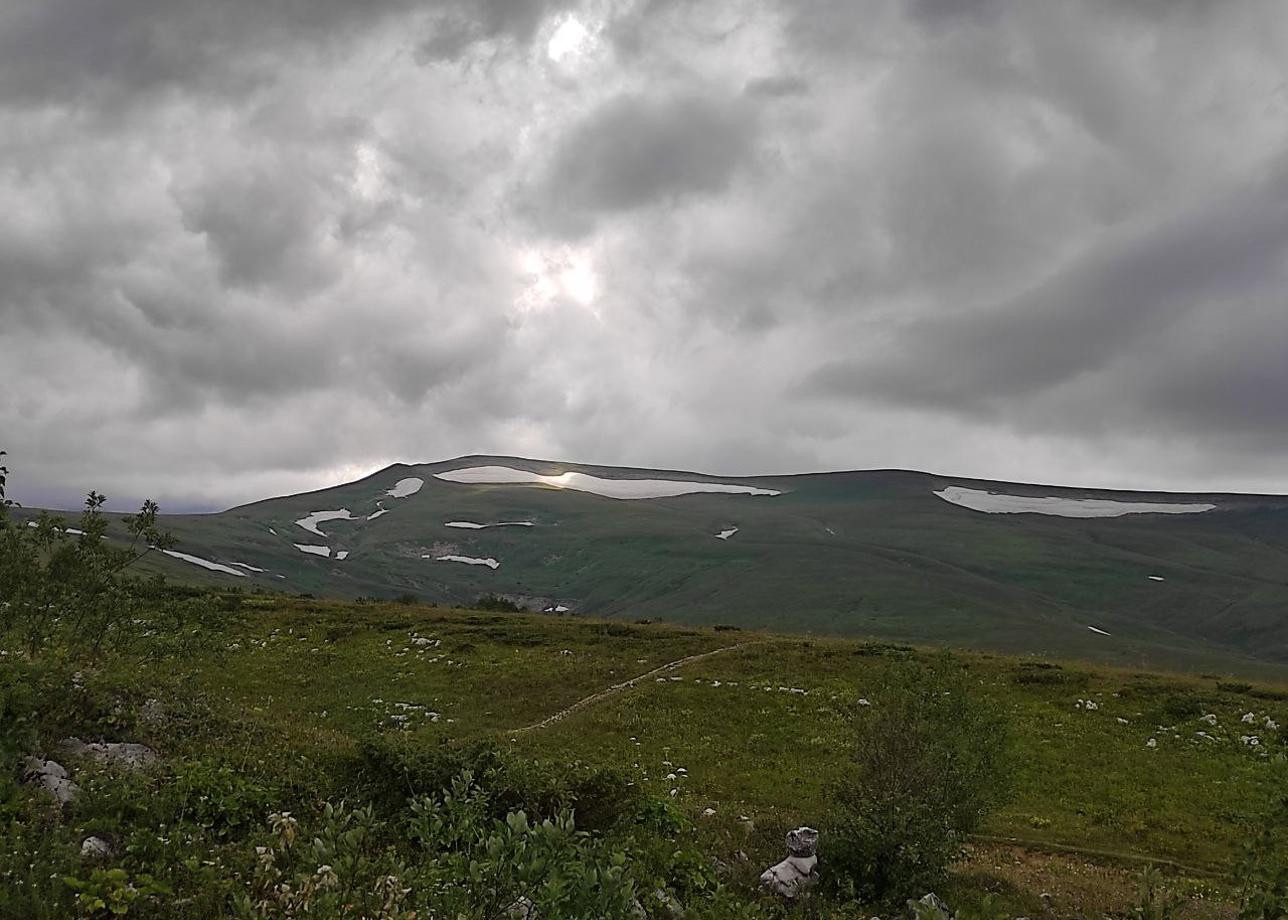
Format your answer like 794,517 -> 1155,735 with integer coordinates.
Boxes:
5,595 -> 1287,917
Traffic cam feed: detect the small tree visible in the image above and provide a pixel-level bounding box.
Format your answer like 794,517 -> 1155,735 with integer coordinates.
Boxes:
825,655 -> 1014,905
0,452 -> 175,661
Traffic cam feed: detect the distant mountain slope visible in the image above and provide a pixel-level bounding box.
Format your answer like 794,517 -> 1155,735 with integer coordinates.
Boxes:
26,455 -> 1288,676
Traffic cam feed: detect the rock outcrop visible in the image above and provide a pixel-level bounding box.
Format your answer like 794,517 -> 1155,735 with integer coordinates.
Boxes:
21,757 -> 80,806
759,826 -> 818,898
61,737 -> 158,770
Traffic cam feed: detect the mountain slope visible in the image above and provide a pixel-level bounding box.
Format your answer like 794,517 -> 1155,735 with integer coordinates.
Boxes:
33,455 -> 1288,675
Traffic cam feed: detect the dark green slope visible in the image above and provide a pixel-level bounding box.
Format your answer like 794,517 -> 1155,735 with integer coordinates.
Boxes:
33,455 -> 1288,675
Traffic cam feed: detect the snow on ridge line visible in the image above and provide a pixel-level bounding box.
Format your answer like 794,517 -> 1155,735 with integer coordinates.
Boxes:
163,550 -> 247,577
933,485 -> 1215,518
295,544 -> 331,558
26,522 -> 88,536
386,477 -> 424,498
295,509 -> 354,536
434,466 -> 780,500
444,520 -> 535,529
428,554 -> 500,569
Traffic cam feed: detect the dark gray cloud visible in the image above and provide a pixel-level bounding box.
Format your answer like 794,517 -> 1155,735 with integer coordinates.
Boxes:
529,91 -> 760,237
4,0 -> 1288,510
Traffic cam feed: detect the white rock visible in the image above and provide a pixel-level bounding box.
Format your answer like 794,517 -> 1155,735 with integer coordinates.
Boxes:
22,757 -> 79,805
1242,712 -> 1256,724
1200,713 -> 1218,725
62,738 -> 158,770
702,807 -> 716,818
760,827 -> 819,899
81,836 -> 113,859
1146,738 -> 1158,748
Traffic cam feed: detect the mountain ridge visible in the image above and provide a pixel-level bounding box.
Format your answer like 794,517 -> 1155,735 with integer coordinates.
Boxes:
18,456 -> 1288,677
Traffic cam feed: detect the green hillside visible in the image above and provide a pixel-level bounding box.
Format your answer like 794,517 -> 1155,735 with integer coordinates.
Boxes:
23,456 -> 1288,677
7,596 -> 1288,917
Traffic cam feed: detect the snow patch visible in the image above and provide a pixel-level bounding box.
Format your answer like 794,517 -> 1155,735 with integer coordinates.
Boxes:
1087,625 -> 1112,636
231,562 -> 265,573
715,528 -> 739,540
26,522 -> 87,535
163,550 -> 248,577
367,507 -> 389,521
435,466 -> 780,500
386,478 -> 424,498
429,554 -> 500,569
933,486 -> 1215,518
295,509 -> 354,537
294,544 -> 332,558
336,551 -> 350,561
444,520 -> 535,529
1148,575 -> 1166,582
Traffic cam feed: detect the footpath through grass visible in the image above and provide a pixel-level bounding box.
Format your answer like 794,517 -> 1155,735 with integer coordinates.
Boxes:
185,600 -> 1287,872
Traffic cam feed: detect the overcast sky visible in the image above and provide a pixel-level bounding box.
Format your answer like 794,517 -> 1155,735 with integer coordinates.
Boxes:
4,0 -> 1288,511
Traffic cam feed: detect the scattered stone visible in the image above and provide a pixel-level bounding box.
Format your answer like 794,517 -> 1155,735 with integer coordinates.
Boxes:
138,698 -> 165,727
81,836 -> 113,860
507,896 -> 536,919
1199,713 -> 1218,726
653,888 -> 684,918
1146,738 -> 1158,749
702,807 -> 717,818
907,892 -> 953,919
61,738 -> 158,770
759,826 -> 818,898
1241,712 -> 1256,724
22,757 -> 79,806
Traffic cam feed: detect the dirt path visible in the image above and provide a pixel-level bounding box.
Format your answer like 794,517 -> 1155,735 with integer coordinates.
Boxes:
507,640 -> 765,735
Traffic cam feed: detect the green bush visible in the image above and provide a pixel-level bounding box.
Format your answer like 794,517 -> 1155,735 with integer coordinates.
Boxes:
475,594 -> 522,612
825,655 -> 1015,906
1235,793 -> 1288,919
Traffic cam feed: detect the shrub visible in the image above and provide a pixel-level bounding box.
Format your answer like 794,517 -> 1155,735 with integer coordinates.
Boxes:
1234,792 -> 1288,919
475,594 -> 522,613
0,453 -> 177,662
825,655 -> 1014,905
1160,694 -> 1204,722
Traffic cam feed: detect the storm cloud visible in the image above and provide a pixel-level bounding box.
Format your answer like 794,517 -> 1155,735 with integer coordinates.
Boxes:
3,0 -> 1288,511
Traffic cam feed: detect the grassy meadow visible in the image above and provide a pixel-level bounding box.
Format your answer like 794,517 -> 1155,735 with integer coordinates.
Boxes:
11,594 -> 1283,917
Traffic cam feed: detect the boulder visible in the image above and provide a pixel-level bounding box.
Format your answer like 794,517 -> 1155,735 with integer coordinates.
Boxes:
759,826 -> 818,898
907,892 -> 953,919
22,757 -> 80,806
61,737 -> 158,770
81,836 -> 113,860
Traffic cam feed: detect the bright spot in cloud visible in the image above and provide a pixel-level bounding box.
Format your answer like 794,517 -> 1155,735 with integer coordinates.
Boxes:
515,247 -> 599,312
547,16 -> 591,63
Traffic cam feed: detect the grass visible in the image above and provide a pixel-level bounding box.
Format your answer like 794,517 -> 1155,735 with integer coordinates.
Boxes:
61,595 -> 1276,917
